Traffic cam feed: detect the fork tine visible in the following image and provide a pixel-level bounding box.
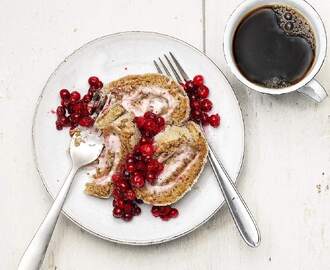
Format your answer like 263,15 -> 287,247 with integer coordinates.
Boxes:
153,60 -> 163,74
169,52 -> 190,81
164,54 -> 183,84
158,57 -> 172,78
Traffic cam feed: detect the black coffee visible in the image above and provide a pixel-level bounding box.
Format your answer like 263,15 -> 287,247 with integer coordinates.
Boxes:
233,5 -> 315,88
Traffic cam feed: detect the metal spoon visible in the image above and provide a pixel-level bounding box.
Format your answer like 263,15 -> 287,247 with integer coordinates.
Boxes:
18,131 -> 104,270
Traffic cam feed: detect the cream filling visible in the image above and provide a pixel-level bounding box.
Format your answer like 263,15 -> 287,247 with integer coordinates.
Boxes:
120,86 -> 177,121
145,145 -> 198,194
91,133 -> 121,185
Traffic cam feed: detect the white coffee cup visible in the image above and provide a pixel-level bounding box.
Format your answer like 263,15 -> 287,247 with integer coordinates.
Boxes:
224,0 -> 327,102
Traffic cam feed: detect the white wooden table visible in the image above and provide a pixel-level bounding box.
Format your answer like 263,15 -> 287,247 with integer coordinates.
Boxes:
1,0 -> 330,269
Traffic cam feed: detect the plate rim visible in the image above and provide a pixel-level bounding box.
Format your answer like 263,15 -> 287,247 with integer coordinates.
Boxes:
32,30 -> 245,245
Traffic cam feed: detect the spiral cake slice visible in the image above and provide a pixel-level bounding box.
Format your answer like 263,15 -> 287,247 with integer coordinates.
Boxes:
85,74 -> 207,205
85,105 -> 140,198
101,73 -> 190,125
135,121 -> 208,205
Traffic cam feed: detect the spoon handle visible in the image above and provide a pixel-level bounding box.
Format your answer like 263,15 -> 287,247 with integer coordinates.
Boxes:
18,167 -> 77,270
207,144 -> 260,247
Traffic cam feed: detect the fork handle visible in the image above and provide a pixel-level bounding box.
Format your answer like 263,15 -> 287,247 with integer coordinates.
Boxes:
18,166 -> 78,270
207,144 -> 260,247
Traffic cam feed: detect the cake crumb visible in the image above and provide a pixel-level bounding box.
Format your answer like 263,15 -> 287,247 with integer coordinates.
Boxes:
316,184 -> 322,193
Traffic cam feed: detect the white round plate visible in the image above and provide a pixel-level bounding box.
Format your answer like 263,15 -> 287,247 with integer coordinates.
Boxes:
33,31 -> 244,245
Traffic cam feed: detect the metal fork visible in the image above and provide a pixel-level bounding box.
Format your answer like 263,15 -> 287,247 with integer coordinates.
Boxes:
154,53 -> 260,248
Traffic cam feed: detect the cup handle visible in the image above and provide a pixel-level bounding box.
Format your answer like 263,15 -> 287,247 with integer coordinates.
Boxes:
297,79 -> 328,103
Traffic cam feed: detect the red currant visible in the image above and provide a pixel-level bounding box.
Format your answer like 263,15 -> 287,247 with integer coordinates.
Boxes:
156,116 -> 165,128
117,181 -> 129,191
79,116 -> 94,127
161,215 -> 170,221
157,162 -> 164,174
113,207 -> 123,218
56,106 -> 65,116
144,119 -> 157,132
112,188 -> 123,199
113,199 -> 125,209
201,113 -> 209,125
55,121 -> 63,130
122,213 -> 133,221
208,114 -> 220,127
185,80 -> 194,91
58,116 -> 69,126
70,102 -> 82,114
126,157 -> 135,165
134,116 -> 145,129
126,164 -> 135,173
190,100 -> 201,110
197,85 -> 209,98
61,99 -> 70,108
151,206 -> 160,217
97,81 -> 103,89
146,172 -> 156,184
125,190 -> 136,201
134,205 -> 141,216
193,75 -> 204,87
83,94 -> 91,103
200,99 -> 213,112
111,173 -> 122,184
159,206 -> 171,216
143,155 -> 152,162
144,111 -> 157,120
88,76 -> 100,88
146,160 -> 159,173
192,109 -> 202,120
88,89 -> 95,97
131,174 -> 145,188
140,137 -> 152,144
60,89 -> 70,100
139,143 -> 154,156
124,203 -> 134,214
135,161 -> 145,171
70,91 -> 81,103
169,208 -> 179,218
70,112 -> 80,123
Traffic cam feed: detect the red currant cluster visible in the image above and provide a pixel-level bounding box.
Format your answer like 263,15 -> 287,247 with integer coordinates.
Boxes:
134,111 -> 165,137
55,76 -> 103,131
111,112 -> 166,221
151,205 -> 179,221
181,75 -> 220,127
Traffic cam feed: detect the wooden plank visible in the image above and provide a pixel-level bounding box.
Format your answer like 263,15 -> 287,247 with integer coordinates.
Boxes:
0,0 -> 205,269
205,0 -> 330,269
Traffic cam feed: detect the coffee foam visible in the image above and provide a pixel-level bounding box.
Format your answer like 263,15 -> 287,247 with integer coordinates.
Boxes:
273,5 -> 315,50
